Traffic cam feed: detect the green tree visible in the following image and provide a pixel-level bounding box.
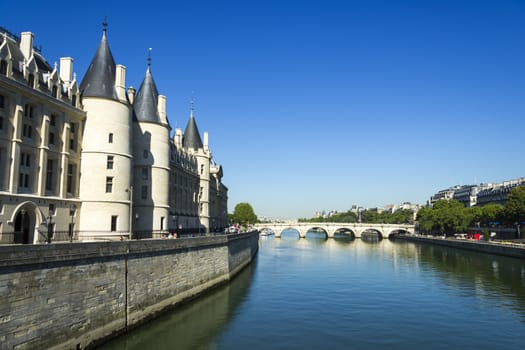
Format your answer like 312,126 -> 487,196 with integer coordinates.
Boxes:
504,186 -> 525,224
231,202 -> 257,226
480,204 -> 504,226
416,206 -> 434,233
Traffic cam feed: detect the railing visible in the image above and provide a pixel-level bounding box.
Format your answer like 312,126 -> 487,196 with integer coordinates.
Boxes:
1,227 -> 232,244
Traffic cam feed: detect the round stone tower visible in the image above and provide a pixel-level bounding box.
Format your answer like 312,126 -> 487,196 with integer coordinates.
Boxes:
77,23 -> 133,239
131,57 -> 170,237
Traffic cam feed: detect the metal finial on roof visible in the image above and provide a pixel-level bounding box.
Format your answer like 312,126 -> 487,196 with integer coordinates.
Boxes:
190,93 -> 195,117
102,17 -> 108,34
147,48 -> 152,67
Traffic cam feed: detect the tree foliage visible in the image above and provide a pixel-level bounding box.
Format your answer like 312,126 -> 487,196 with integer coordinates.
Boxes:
231,202 -> 257,225
504,186 -> 525,223
300,209 -> 412,224
416,187 -> 525,235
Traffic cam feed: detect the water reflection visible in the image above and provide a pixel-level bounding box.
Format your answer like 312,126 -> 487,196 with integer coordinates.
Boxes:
100,238 -> 525,350
98,258 -> 257,350
396,241 -> 525,317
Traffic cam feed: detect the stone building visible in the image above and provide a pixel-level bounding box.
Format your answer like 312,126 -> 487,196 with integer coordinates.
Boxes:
0,25 -> 227,243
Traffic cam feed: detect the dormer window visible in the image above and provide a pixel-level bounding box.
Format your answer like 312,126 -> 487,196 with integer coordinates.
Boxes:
0,60 -> 7,76
71,94 -> 77,107
52,85 -> 58,98
28,73 -> 35,88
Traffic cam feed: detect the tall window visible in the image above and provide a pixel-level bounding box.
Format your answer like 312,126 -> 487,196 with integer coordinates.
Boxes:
69,123 -> 76,151
45,159 -> 54,191
18,152 -> 31,190
108,133 -> 113,143
52,85 -> 58,98
24,104 -> 34,118
106,177 -> 113,193
111,215 -> 118,232
141,185 -> 147,199
23,104 -> 34,139
67,163 -> 76,194
22,124 -> 32,138
142,167 -> 148,180
0,148 -> 5,190
71,94 -> 77,107
48,131 -> 55,145
107,155 -> 114,169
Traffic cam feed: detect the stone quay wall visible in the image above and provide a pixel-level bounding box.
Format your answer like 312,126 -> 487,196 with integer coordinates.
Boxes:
0,231 -> 259,350
395,235 -> 525,258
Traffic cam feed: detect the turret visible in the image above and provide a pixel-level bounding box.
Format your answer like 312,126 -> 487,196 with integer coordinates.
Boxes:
77,20 -> 133,239
132,52 -> 170,236
183,103 -> 211,231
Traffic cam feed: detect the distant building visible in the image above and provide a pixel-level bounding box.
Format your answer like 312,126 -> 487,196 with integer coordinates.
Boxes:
429,178 -> 525,208
476,178 -> 525,206
429,186 -> 461,205
0,25 -> 227,244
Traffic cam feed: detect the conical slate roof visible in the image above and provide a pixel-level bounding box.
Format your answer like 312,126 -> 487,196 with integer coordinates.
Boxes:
79,29 -> 118,100
133,65 -> 161,123
183,112 -> 203,150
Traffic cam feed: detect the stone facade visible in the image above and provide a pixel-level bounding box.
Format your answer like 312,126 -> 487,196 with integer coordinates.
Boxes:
0,231 -> 259,349
0,25 -> 228,243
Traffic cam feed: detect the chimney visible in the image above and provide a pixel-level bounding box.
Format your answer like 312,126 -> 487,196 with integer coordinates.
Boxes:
175,128 -> 183,147
59,57 -> 73,84
20,32 -> 34,60
158,95 -> 167,123
127,87 -> 135,104
115,64 -> 126,101
204,131 -> 209,151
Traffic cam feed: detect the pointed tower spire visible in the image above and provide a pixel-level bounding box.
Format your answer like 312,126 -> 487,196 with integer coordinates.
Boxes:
183,96 -> 203,150
79,18 -> 118,100
133,48 -> 161,123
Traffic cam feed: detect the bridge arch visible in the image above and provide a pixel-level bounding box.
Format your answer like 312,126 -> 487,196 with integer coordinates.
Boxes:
304,226 -> 328,240
359,228 -> 383,242
333,228 -> 356,240
278,227 -> 302,239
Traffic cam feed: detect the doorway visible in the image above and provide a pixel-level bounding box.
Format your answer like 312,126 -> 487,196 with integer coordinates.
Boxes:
14,209 -> 33,244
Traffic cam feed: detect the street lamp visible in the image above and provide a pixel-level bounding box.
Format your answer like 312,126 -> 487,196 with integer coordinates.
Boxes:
69,204 -> 76,242
47,204 -> 55,244
127,186 -> 133,240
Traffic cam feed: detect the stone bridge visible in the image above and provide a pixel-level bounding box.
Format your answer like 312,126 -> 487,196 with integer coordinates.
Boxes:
256,222 -> 414,239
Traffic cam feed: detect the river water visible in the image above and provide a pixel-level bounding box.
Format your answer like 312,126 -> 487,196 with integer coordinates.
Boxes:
99,233 -> 525,350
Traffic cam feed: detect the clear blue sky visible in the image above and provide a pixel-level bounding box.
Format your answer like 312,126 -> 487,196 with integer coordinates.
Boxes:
3,0 -> 524,219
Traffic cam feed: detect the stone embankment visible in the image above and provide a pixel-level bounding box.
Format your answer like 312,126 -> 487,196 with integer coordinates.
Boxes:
394,234 -> 525,259
0,231 -> 259,349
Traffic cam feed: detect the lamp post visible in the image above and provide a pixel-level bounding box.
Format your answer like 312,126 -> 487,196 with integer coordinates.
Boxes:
69,204 -> 76,242
128,186 -> 133,240
47,205 -> 54,244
